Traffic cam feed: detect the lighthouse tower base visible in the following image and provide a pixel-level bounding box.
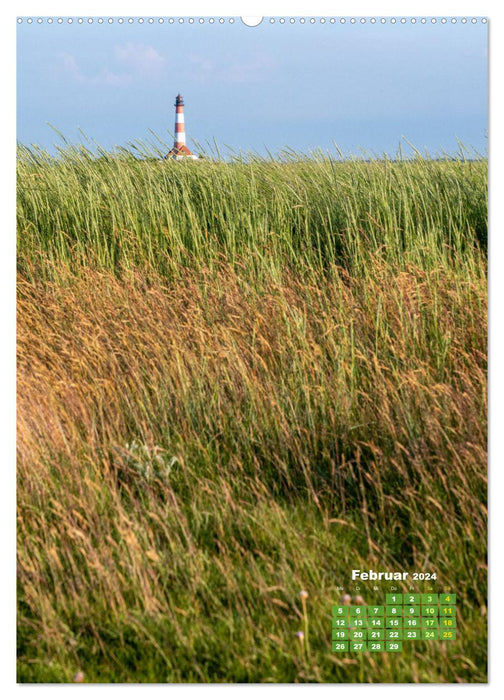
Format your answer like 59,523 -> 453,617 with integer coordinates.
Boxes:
167,145 -> 199,160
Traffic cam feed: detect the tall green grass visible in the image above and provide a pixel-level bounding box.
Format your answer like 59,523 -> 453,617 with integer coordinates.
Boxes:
17,143 -> 487,279
17,144 -> 487,682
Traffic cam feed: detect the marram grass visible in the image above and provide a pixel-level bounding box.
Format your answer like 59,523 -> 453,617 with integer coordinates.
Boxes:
17,145 -> 487,682
17,143 -> 486,279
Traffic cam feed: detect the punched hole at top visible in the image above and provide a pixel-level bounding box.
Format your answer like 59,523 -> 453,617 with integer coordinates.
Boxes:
241,17 -> 263,27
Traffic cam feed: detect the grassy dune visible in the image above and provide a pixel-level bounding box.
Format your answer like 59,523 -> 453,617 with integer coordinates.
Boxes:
17,146 -> 487,682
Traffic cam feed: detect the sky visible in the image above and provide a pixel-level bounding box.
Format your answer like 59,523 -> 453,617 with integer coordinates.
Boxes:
17,16 -> 488,158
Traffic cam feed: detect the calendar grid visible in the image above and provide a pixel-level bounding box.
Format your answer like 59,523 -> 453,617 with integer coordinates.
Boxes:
332,594 -> 457,652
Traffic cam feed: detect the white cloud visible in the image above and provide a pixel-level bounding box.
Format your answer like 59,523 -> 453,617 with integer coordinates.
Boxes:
58,43 -> 166,87
114,43 -> 166,74
59,51 -> 130,86
222,54 -> 275,83
189,52 -> 275,84
189,54 -> 214,78
60,52 -> 79,75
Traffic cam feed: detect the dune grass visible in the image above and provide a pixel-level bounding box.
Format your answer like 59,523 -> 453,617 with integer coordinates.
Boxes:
17,145 -> 487,682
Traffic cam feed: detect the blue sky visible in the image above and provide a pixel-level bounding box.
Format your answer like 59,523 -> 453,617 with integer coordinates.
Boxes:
16,17 -> 488,157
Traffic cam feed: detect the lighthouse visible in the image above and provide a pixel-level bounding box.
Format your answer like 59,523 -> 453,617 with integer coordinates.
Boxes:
167,94 -> 199,160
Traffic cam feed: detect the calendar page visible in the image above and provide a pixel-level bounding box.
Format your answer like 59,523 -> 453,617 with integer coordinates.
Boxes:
16,9 -> 488,684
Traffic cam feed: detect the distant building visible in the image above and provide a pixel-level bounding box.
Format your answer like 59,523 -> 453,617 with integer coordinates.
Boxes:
167,94 -> 199,160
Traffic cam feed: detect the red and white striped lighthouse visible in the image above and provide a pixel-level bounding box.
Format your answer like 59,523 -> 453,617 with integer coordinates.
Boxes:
167,94 -> 198,160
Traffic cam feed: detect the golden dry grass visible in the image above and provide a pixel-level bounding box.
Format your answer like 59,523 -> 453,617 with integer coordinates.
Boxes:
17,258 -> 486,682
